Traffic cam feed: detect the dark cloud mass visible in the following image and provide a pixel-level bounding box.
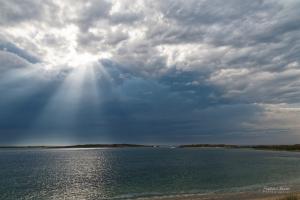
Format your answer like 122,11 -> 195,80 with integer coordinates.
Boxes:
0,0 -> 300,145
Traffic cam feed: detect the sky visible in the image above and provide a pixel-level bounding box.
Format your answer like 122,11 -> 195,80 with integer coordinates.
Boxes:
1,0 -> 300,145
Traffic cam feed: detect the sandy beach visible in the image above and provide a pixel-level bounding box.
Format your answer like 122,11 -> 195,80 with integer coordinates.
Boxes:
138,192 -> 300,200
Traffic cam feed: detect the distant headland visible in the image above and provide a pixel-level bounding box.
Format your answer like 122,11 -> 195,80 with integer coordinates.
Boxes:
1,144 -> 300,152
178,144 -> 300,151
0,144 -> 154,149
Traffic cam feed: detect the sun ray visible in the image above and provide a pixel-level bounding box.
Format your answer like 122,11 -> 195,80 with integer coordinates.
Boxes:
80,64 -> 102,106
34,67 -> 87,127
28,63 -> 105,141
0,66 -> 46,105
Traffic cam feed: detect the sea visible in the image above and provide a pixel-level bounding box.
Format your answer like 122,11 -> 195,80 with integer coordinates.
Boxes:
1,147 -> 300,199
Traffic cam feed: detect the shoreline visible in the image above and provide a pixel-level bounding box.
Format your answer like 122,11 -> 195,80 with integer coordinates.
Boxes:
1,144 -> 300,152
137,191 -> 300,200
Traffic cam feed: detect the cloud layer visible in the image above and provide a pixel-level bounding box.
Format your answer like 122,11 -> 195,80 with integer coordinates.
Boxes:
1,0 -> 300,145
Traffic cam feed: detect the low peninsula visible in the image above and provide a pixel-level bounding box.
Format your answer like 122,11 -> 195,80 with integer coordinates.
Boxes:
1,144 -> 300,152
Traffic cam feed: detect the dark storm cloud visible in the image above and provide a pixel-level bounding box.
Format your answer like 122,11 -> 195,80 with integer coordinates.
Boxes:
0,0 -> 42,25
77,0 -> 112,31
1,0 -> 300,144
0,38 -> 40,64
77,0 -> 144,31
0,51 -> 30,72
0,0 -> 60,27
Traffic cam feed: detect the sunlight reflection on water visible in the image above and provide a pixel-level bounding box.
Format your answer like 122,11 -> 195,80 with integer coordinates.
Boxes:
1,148 -> 300,200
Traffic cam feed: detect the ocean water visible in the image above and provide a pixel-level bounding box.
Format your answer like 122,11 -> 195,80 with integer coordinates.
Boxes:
1,148 -> 300,200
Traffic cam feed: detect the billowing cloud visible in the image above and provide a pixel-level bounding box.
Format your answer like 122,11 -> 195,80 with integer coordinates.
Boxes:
1,0 -> 300,145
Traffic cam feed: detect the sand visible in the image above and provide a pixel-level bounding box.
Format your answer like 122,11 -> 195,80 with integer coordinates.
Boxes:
137,192 -> 300,200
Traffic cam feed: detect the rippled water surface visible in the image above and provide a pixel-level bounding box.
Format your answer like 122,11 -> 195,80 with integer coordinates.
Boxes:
1,148 -> 300,199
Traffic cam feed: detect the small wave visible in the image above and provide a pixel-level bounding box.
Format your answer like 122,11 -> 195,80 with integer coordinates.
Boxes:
108,182 -> 300,200
109,190 -> 218,200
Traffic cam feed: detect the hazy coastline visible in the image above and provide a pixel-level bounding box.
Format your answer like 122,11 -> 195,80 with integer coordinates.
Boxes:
2,144 -> 300,152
